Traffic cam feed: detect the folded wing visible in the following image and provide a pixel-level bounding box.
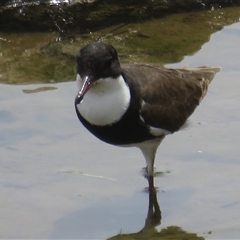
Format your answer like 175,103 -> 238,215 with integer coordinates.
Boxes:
123,64 -> 221,133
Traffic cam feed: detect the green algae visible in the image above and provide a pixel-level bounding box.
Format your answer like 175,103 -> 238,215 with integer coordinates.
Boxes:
22,86 -> 57,93
109,7 -> 240,64
0,6 -> 240,84
107,226 -> 205,240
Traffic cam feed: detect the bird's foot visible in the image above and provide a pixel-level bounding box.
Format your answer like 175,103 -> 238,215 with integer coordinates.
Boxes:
142,167 -> 160,192
148,175 -> 155,192
143,174 -> 158,192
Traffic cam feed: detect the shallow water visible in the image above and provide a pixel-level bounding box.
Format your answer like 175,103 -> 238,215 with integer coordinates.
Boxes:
1,21 -> 240,240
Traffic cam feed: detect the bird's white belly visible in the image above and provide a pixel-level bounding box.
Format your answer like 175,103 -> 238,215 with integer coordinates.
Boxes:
76,76 -> 131,126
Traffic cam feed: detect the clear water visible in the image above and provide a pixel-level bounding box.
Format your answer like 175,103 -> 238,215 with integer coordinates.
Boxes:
0,11 -> 240,240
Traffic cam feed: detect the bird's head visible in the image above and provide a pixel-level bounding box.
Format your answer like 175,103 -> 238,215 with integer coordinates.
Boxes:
75,42 -> 121,104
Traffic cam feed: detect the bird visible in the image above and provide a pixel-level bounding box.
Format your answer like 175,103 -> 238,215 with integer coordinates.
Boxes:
74,41 -> 221,192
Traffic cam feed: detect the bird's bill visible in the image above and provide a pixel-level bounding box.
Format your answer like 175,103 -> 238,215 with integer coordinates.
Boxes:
76,75 -> 94,103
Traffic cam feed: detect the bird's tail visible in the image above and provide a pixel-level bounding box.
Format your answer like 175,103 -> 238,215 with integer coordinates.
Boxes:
181,66 -> 221,101
187,66 -> 221,83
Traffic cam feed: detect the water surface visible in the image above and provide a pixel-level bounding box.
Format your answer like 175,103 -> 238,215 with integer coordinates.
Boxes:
0,20 -> 240,240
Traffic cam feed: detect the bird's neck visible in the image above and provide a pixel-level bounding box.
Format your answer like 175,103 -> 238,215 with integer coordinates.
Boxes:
76,75 -> 131,126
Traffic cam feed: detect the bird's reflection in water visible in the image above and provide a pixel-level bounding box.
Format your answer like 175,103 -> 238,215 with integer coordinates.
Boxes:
141,190 -> 161,233
108,191 -> 205,240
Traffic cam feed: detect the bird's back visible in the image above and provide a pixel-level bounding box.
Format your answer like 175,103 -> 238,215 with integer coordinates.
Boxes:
122,64 -> 221,133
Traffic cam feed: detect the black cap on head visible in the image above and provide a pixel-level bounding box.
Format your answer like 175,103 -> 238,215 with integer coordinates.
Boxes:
77,42 -> 121,80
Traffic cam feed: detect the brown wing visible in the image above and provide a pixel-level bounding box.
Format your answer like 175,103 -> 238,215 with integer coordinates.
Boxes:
122,64 -> 220,133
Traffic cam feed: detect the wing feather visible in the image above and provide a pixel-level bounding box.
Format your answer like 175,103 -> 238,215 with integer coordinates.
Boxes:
122,64 -> 220,133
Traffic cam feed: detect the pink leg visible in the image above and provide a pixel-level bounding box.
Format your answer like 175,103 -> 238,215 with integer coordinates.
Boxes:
148,175 -> 156,193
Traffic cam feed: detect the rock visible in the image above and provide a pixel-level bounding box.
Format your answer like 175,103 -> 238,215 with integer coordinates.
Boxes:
0,0 -> 240,33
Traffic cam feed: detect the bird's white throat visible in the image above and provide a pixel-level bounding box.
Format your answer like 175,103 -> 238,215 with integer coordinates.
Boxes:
76,74 -> 131,126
